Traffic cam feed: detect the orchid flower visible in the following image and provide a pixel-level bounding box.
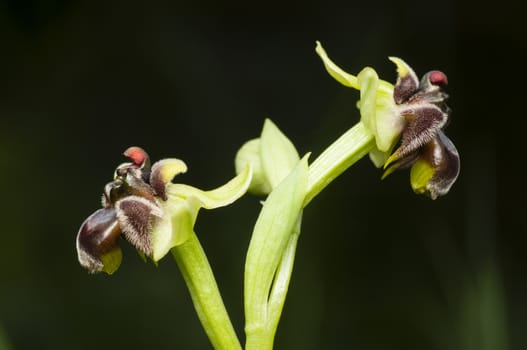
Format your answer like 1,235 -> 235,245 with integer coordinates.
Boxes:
77,146 -> 252,274
315,42 -> 459,199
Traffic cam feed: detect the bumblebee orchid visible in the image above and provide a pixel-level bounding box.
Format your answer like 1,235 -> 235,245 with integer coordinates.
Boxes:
316,42 -> 459,199
77,147 -> 252,274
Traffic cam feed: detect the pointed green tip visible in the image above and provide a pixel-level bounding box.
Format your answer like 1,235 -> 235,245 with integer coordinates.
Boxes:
383,152 -> 399,169
315,40 -> 322,53
381,165 -> 397,180
315,41 -> 360,89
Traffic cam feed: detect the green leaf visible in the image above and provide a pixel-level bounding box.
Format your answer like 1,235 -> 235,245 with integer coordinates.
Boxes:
244,155 -> 308,332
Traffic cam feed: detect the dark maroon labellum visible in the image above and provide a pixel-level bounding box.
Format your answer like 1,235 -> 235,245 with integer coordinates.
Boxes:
77,208 -> 121,272
386,62 -> 459,198
423,131 -> 460,198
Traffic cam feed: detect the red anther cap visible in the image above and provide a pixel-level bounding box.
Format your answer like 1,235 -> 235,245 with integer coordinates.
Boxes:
429,71 -> 448,86
123,146 -> 148,166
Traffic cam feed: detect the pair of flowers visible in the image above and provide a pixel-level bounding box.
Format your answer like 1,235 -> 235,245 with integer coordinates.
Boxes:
77,44 -> 459,274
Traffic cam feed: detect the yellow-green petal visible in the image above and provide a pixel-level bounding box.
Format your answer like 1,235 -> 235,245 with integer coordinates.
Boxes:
410,158 -> 435,195
100,247 -> 123,275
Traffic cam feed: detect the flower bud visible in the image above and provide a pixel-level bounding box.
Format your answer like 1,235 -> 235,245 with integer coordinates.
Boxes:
235,119 -> 300,195
235,139 -> 272,196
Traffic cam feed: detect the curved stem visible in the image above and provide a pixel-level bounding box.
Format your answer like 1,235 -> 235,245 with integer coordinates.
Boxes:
305,121 -> 375,206
172,231 -> 242,350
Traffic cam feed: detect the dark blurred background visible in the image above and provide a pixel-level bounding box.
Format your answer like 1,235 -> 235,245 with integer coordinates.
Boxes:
0,0 -> 525,349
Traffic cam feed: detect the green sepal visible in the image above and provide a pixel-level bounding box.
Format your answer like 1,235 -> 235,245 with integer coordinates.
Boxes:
168,165 -> 253,209
315,41 -> 360,89
150,165 -> 253,262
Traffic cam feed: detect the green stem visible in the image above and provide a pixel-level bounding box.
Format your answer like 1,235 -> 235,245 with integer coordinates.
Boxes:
304,121 -> 375,206
245,327 -> 274,350
172,231 -> 242,350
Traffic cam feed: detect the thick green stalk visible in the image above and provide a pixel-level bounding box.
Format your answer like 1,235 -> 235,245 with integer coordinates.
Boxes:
172,231 -> 242,350
305,121 -> 375,206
